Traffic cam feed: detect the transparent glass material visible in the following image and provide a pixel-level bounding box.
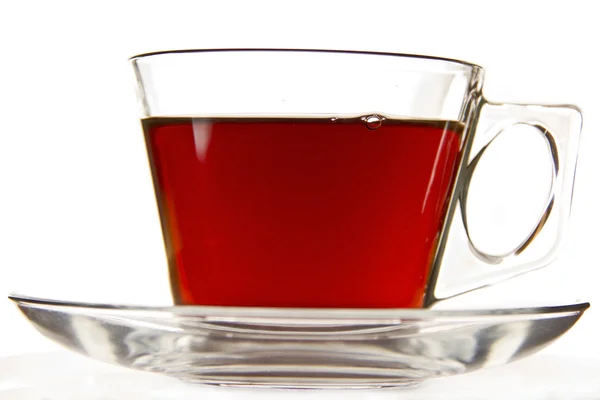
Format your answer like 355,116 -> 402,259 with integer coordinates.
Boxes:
131,49 -> 582,307
10,50 -> 585,389
132,49 -> 478,120
10,296 -> 589,389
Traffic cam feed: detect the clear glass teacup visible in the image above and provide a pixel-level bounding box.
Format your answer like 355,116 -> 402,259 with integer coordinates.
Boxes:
131,49 -> 582,309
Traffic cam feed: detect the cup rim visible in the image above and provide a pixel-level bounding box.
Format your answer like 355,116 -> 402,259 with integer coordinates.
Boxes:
129,48 -> 483,71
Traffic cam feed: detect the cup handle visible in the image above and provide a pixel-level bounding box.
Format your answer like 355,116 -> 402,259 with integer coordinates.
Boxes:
427,100 -> 582,305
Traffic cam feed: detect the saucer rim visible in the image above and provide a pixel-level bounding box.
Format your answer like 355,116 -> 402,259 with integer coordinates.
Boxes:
8,294 -> 590,321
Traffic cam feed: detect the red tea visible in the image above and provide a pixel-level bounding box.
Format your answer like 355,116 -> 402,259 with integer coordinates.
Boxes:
143,116 -> 463,308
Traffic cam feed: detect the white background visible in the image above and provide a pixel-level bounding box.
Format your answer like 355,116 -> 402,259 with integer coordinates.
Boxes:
0,0 -> 599,373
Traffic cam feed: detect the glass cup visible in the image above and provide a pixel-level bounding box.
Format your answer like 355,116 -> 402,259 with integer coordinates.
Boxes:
131,49 -> 581,309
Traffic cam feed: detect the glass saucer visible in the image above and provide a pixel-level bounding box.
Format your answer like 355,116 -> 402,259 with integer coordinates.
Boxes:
9,296 -> 589,389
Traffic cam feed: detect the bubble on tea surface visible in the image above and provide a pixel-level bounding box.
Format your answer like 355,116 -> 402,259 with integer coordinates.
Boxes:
362,114 -> 385,130
330,117 -> 339,123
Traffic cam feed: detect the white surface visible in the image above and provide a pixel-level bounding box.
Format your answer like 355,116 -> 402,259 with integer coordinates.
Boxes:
1,350 -> 599,399
0,0 -> 599,376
